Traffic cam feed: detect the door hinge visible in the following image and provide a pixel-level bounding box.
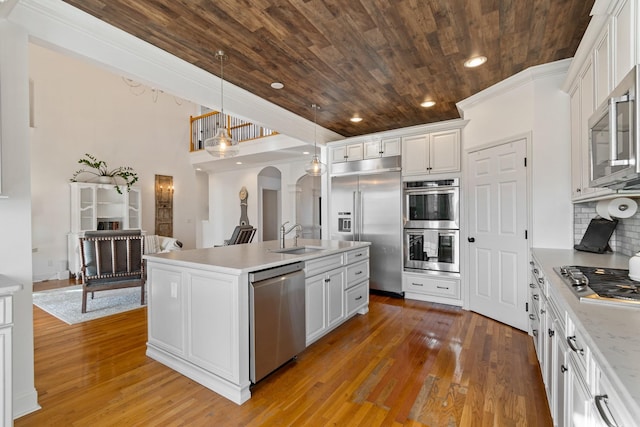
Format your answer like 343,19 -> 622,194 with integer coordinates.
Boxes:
524,157 -> 527,167
525,230 -> 528,239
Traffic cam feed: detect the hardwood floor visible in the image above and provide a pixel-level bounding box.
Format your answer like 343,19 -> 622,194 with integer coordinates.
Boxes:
18,288 -> 551,426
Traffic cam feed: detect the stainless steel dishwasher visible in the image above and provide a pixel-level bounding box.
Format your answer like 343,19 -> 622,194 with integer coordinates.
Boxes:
249,261 -> 305,383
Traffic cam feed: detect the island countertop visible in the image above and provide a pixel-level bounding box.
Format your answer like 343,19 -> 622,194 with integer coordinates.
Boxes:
144,239 -> 371,274
531,248 -> 640,420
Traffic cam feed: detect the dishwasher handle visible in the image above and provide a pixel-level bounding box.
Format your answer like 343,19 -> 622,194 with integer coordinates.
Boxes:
249,261 -> 304,283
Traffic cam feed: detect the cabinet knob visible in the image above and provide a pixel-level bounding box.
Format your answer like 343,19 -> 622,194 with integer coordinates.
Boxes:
468,237 -> 475,243
561,365 -> 568,373
548,328 -> 554,337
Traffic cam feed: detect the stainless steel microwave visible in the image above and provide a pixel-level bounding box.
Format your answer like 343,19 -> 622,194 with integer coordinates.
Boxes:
589,65 -> 640,189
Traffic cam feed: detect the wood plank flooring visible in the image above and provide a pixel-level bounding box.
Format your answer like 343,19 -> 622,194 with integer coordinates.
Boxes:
18,286 -> 551,426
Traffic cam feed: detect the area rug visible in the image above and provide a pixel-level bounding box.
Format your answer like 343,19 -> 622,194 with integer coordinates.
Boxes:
33,285 -> 146,325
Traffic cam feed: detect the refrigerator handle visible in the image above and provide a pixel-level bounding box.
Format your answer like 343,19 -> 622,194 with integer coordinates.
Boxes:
358,190 -> 363,241
352,191 -> 357,242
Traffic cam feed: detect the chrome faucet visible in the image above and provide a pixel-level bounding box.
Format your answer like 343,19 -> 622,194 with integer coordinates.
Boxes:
280,221 -> 302,248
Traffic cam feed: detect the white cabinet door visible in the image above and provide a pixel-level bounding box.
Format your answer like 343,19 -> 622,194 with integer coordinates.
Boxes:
554,323 -> 569,427
594,26 -> 610,108
402,134 -> 429,175
612,0 -> 635,87
345,143 -> 363,161
570,84 -> 583,199
331,146 -> 347,163
364,140 -> 382,159
429,129 -> 460,173
382,137 -> 401,156
326,269 -> 345,329
567,355 -> 591,427
305,274 -> 326,343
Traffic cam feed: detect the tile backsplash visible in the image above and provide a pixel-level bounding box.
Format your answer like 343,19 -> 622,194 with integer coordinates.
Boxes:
574,201 -> 640,256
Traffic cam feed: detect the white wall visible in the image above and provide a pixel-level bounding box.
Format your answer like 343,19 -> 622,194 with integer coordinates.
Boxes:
29,44 -> 201,280
458,61 -> 574,249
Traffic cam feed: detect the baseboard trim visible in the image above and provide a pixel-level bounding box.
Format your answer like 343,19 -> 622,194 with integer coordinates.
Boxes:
13,387 -> 40,419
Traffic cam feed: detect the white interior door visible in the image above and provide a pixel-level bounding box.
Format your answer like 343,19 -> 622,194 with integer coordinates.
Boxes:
467,138 -> 528,331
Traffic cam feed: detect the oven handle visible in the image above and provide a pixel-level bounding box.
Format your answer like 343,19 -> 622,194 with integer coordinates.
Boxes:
404,187 -> 458,195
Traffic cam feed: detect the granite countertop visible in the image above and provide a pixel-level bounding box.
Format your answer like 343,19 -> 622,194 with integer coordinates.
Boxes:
531,248 -> 640,419
143,239 -> 371,275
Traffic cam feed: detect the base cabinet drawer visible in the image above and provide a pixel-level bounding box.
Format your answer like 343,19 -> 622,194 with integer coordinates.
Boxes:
346,260 -> 369,287
345,281 -> 368,316
403,274 -> 460,299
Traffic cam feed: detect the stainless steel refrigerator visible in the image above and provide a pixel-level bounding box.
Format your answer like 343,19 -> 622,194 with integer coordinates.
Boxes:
330,170 -> 403,295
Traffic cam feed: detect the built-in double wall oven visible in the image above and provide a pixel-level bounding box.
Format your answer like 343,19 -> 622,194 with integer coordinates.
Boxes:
403,178 -> 460,274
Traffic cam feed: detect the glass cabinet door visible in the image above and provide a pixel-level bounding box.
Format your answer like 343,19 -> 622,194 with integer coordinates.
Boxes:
79,185 -> 96,231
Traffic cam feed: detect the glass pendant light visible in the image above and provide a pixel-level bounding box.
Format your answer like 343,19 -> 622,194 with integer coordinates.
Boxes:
305,103 -> 327,176
204,50 -> 239,158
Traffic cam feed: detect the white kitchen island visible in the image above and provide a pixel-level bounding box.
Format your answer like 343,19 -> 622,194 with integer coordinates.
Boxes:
143,239 -> 370,405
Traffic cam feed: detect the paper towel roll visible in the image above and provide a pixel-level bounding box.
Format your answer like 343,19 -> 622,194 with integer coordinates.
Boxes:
596,197 -> 638,220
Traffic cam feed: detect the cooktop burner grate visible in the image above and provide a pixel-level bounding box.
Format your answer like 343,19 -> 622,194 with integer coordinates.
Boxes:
554,265 -> 640,306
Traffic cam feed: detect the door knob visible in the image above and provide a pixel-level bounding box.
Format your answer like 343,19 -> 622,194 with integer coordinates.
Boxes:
468,237 -> 475,242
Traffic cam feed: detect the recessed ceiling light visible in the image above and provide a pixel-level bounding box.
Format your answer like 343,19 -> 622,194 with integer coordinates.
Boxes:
350,117 -> 363,123
421,101 -> 436,108
303,151 -> 310,155
271,82 -> 284,89
236,161 -> 243,165
464,56 -> 487,68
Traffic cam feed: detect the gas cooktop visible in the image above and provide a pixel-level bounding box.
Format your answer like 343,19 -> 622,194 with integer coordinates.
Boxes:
554,265 -> 640,308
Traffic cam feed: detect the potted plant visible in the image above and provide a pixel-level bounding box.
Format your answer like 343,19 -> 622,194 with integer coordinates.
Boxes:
70,153 -> 139,194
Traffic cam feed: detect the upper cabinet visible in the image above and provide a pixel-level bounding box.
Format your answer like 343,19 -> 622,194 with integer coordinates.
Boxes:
565,0 -> 638,202
331,142 -> 364,163
401,129 -> 460,176
363,137 -> 401,159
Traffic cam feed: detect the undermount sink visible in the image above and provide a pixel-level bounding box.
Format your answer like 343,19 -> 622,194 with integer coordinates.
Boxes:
270,246 -> 325,255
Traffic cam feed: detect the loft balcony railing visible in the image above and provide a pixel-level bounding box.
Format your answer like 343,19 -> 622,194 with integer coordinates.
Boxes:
190,111 -> 278,152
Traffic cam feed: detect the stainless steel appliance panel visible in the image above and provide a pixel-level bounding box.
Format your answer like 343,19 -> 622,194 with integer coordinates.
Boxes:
358,172 -> 403,293
249,262 -> 306,383
330,171 -> 403,295
404,228 -> 460,273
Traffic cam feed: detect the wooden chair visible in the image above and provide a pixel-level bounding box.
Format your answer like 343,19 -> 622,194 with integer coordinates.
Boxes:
224,225 -> 256,245
79,230 -> 145,313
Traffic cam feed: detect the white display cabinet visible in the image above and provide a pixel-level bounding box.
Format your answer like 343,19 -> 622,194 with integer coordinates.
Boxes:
68,182 -> 142,276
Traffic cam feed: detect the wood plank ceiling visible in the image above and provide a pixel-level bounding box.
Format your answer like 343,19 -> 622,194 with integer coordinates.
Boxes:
62,0 -> 594,137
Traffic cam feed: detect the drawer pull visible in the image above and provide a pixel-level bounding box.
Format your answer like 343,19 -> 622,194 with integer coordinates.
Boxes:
533,294 -> 539,300
560,365 -> 568,373
412,282 -> 424,287
355,296 -> 363,301
567,336 -> 584,355
436,286 -> 449,290
529,283 -> 535,288
540,309 -> 545,315
529,314 -> 535,320
538,278 -> 544,284
355,253 -> 363,257
548,328 -> 554,337
355,271 -> 363,275
594,395 -> 618,427
533,268 -> 539,275
324,278 -> 331,283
